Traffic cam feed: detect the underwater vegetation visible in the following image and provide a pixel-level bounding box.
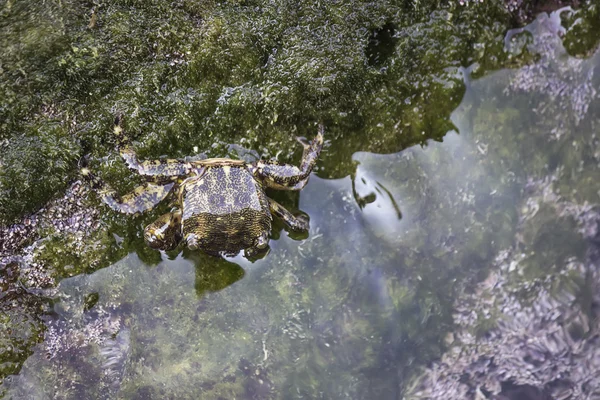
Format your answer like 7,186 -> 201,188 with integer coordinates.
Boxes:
1,0 -> 600,398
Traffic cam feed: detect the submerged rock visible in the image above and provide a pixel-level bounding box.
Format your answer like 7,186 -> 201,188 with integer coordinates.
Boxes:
406,179 -> 600,399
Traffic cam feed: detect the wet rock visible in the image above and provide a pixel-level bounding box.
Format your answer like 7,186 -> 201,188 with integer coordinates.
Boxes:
0,181 -> 99,260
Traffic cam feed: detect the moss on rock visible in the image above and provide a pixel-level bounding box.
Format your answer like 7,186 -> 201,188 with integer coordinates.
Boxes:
0,0 -> 518,223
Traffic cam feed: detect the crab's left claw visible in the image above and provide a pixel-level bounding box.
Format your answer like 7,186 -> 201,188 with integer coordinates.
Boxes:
144,210 -> 182,251
256,232 -> 269,249
186,233 -> 200,251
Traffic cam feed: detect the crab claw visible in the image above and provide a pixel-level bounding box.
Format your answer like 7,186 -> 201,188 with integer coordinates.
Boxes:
186,233 -> 199,251
256,232 -> 269,249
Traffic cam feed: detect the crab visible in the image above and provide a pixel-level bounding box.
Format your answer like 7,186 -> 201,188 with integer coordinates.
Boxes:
85,117 -> 324,257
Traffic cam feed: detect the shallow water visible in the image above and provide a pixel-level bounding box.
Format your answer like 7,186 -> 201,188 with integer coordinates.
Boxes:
2,4 -> 600,400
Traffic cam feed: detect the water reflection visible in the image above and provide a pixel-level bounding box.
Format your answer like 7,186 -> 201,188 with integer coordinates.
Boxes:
352,161 -> 403,219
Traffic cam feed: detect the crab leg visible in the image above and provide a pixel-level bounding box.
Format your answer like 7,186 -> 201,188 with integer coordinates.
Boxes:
113,116 -> 192,177
102,182 -> 176,214
254,124 -> 324,190
268,198 -> 309,232
297,124 -> 325,171
82,169 -> 175,214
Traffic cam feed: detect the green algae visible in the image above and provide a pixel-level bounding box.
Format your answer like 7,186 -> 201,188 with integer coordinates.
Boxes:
0,0 -> 514,223
562,1 -> 600,57
0,125 -> 79,222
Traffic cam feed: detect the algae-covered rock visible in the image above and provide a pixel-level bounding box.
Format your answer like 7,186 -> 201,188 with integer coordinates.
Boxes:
0,0 -> 516,223
0,126 -> 79,224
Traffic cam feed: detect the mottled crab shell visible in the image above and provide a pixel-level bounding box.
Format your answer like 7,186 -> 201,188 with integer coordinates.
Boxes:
179,162 -> 271,255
